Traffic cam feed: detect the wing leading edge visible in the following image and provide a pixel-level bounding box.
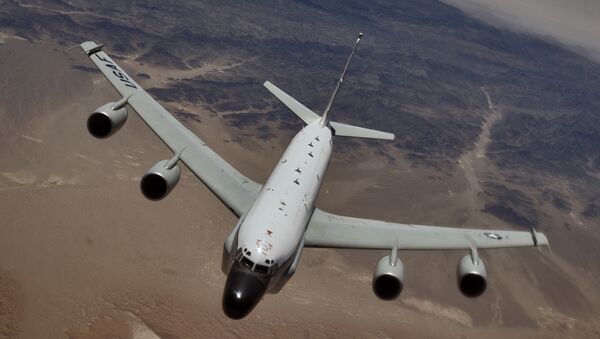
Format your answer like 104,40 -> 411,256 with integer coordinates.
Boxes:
80,41 -> 261,216
305,208 -> 549,250
81,41 -> 549,252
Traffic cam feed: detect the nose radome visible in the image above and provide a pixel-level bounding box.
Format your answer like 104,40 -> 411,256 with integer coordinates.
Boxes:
222,267 -> 268,319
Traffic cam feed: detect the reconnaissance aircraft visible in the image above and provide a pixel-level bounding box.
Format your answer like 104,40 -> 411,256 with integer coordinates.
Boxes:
79,33 -> 548,319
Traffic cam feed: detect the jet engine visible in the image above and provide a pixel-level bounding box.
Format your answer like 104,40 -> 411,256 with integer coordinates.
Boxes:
140,159 -> 181,201
87,101 -> 128,138
457,254 -> 487,298
372,254 -> 404,300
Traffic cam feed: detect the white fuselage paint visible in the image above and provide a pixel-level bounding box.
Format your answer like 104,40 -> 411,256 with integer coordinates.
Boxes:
235,119 -> 332,285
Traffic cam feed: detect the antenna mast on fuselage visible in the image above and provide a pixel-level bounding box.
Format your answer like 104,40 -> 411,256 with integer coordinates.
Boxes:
320,32 -> 363,126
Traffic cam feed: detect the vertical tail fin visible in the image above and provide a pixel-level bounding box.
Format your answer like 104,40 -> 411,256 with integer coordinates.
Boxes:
321,32 -> 363,126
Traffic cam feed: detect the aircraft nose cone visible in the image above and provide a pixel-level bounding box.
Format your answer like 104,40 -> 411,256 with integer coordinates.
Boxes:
222,267 -> 267,319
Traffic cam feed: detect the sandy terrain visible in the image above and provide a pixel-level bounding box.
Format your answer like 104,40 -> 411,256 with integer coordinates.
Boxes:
443,0 -> 600,62
1,39 -> 600,338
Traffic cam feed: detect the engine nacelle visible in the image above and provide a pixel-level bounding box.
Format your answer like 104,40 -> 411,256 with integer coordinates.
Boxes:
372,254 -> 404,300
457,254 -> 487,298
140,160 -> 181,201
87,102 -> 128,138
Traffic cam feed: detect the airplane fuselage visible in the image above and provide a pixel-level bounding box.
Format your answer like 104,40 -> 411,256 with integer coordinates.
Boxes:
222,119 -> 332,318
240,119 -> 332,267
79,36 -> 548,322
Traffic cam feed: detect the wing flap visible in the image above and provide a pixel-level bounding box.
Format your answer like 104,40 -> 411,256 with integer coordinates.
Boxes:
305,208 -> 548,250
81,41 -> 261,216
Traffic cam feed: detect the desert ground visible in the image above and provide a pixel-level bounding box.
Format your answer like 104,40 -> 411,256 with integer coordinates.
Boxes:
1,38 -> 599,339
442,0 -> 600,62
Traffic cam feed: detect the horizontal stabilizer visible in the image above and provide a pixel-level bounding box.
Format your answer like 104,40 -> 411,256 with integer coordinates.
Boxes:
330,121 -> 395,140
264,80 -> 394,140
263,81 -> 320,125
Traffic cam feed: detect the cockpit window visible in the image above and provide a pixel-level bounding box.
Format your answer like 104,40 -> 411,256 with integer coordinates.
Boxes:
237,254 -> 277,276
254,264 -> 269,274
240,255 -> 254,270
234,248 -> 243,261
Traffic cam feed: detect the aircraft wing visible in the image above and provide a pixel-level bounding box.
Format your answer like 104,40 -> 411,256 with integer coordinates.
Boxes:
304,208 -> 549,250
80,41 -> 261,216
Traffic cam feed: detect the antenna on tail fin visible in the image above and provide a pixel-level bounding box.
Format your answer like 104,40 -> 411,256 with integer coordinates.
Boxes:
320,32 -> 363,126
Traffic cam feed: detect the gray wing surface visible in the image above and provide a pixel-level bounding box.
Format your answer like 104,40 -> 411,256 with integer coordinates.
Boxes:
80,41 -> 261,216
305,208 -> 549,250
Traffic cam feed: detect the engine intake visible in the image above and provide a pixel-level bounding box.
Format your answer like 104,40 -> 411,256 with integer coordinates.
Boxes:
140,160 -> 181,201
372,254 -> 404,300
87,102 -> 128,138
457,254 -> 487,298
